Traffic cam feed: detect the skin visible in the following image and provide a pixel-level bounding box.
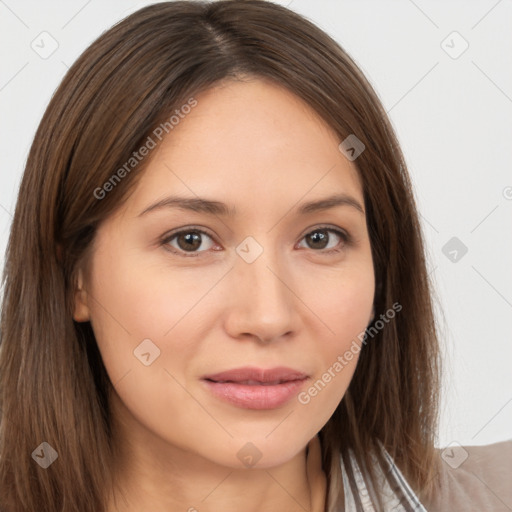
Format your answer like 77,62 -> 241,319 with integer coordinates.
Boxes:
73,76 -> 375,512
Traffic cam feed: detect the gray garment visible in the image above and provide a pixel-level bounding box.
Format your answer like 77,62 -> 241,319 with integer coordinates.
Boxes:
337,439 -> 512,511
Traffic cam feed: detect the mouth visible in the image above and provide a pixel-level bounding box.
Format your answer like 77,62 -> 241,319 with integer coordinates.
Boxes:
201,366 -> 309,410
206,379 -> 297,385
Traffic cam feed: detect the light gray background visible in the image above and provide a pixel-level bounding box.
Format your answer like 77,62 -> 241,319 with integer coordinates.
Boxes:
1,0 -> 511,448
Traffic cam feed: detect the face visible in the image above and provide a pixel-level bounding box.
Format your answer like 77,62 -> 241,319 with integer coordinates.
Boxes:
74,77 -> 375,471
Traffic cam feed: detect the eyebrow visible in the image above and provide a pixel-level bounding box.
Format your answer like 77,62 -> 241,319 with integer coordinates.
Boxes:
137,192 -> 365,218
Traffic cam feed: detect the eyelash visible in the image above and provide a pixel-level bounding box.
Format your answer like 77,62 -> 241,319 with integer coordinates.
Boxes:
160,225 -> 352,258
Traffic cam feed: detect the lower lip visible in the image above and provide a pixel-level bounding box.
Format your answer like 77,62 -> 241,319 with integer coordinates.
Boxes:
202,378 -> 308,410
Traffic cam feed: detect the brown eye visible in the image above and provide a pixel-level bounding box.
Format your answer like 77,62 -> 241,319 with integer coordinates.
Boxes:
175,231 -> 203,251
162,229 -> 216,256
298,227 -> 349,253
305,229 -> 329,249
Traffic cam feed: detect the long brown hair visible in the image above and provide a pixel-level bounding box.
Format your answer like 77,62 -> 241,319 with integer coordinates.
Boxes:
0,1 -> 441,510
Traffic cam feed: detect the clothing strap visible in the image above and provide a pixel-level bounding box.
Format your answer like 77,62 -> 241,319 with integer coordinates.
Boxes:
339,442 -> 428,511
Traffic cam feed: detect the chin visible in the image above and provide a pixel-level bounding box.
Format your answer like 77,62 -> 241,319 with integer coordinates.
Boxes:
201,432 -> 312,470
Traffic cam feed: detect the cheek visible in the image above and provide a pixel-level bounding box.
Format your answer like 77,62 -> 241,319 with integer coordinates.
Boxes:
314,264 -> 375,345
85,244 -> 226,383
85,250 -> 207,432
302,263 -> 374,403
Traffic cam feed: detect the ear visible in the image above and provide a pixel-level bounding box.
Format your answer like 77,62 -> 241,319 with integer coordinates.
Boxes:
73,267 -> 91,322
369,305 -> 375,324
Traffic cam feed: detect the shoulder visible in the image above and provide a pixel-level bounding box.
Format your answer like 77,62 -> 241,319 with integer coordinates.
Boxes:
422,439 -> 512,512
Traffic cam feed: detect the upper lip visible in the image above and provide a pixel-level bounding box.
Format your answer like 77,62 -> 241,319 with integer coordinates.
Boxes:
202,366 -> 309,384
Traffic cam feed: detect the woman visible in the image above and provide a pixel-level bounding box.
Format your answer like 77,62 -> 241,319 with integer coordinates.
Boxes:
0,1 -> 510,511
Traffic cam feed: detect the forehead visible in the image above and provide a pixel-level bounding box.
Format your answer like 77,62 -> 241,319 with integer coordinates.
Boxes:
125,78 -> 364,217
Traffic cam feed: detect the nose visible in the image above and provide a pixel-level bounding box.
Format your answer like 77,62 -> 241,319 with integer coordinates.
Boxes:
223,246 -> 300,344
